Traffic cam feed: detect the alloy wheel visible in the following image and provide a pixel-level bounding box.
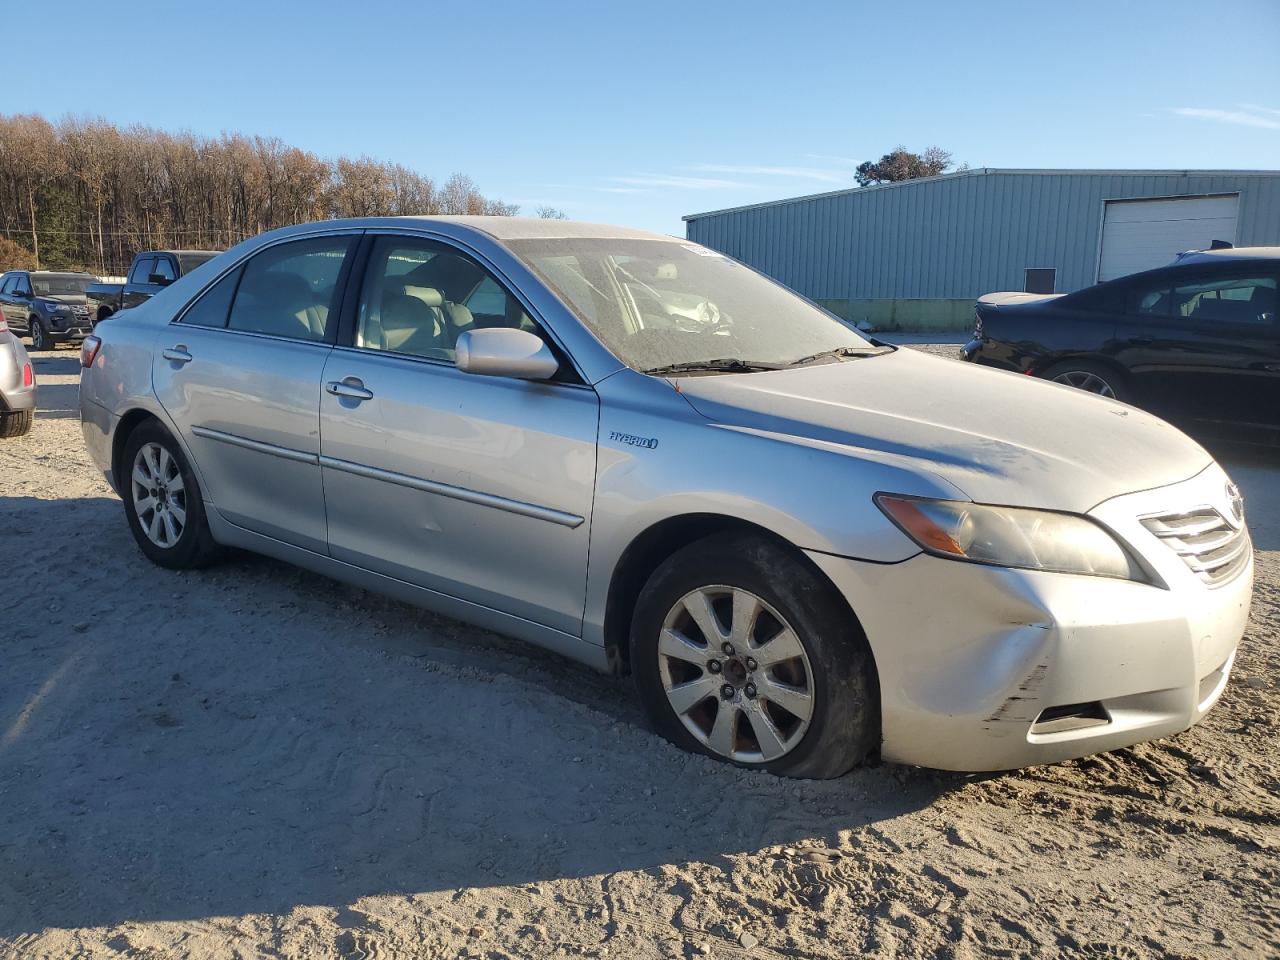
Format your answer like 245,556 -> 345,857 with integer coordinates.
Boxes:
657,585 -> 815,763
31,322 -> 46,351
1051,370 -> 1116,398
131,442 -> 188,548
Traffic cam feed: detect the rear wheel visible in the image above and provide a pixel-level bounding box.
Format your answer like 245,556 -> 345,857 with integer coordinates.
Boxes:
121,421 -> 220,569
1041,359 -> 1129,402
630,532 -> 879,779
0,409 -> 33,438
29,320 -> 50,351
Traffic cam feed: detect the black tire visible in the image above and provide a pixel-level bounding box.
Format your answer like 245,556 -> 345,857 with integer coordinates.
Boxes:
630,532 -> 879,779
0,409 -> 33,438
120,420 -> 221,569
1040,358 -> 1130,403
29,319 -> 51,351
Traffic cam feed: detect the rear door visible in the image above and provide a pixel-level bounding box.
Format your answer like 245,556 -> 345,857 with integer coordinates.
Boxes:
317,233 -> 599,635
1114,264 -> 1280,434
153,232 -> 359,552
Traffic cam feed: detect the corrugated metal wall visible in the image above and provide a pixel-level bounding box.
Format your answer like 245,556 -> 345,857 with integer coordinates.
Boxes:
683,170 -> 1280,299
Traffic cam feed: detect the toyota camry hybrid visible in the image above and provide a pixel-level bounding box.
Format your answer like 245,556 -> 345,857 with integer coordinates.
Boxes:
78,217 -> 1253,777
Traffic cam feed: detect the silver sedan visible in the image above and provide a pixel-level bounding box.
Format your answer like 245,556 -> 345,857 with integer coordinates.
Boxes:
79,217 -> 1253,777
0,322 -> 35,438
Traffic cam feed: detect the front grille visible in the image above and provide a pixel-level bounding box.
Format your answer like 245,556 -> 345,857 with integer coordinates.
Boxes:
1140,508 -> 1250,586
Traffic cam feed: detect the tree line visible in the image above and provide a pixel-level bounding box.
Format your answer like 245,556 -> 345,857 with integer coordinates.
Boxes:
0,114 -> 526,275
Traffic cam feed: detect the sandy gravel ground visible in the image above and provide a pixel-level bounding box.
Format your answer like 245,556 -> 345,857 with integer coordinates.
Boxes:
1,346 -> 1277,960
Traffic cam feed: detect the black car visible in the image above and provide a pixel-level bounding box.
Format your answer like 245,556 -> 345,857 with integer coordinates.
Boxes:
961,247 -> 1280,444
0,270 -> 95,350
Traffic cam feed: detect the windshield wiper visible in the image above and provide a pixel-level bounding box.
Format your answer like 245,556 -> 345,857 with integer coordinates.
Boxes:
642,357 -> 786,376
787,344 -> 891,367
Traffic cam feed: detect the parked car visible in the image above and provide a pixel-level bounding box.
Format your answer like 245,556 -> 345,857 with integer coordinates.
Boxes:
0,270 -> 95,350
79,217 -> 1251,777
0,318 -> 35,437
86,249 -> 220,323
961,247 -> 1280,445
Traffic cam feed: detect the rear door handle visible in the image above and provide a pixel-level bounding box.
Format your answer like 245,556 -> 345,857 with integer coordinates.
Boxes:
162,345 -> 193,364
326,379 -> 374,401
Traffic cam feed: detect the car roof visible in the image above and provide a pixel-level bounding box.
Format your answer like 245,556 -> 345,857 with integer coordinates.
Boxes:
29,270 -> 94,277
397,215 -> 679,243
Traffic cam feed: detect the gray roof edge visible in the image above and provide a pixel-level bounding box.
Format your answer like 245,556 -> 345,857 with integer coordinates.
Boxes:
681,167 -> 1280,222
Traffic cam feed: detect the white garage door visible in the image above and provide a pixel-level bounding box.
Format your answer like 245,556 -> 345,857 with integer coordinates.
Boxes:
1098,195 -> 1239,281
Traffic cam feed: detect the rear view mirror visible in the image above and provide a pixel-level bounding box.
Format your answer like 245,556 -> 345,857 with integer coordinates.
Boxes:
148,274 -> 173,286
455,328 -> 559,381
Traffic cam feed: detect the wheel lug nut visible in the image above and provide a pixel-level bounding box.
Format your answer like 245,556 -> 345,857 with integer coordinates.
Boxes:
721,642 -> 735,656
707,660 -> 722,674
745,657 -> 757,671
720,684 -> 735,701
744,683 -> 757,699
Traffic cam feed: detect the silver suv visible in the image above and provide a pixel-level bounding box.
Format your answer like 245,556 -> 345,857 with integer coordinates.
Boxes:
79,217 -> 1252,777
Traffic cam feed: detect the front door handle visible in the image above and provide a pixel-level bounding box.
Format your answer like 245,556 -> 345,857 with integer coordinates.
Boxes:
326,378 -> 374,401
162,345 -> 193,364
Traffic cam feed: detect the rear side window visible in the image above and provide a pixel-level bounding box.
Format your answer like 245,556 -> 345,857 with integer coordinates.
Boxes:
1127,279 -> 1173,317
0,276 -> 13,295
129,258 -> 155,284
226,236 -> 354,341
178,266 -> 242,328
1171,275 -> 1277,326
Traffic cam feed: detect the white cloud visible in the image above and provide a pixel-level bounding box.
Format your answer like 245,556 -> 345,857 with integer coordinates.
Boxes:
1170,106 -> 1280,130
690,163 -> 849,183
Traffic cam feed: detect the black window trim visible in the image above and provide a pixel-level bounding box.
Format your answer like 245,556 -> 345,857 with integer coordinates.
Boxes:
171,230 -> 363,347
333,230 -> 587,386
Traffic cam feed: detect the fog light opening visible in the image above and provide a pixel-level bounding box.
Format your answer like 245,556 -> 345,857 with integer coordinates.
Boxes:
1031,701 -> 1110,735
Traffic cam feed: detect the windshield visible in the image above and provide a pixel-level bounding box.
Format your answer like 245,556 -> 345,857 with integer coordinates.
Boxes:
31,274 -> 90,297
507,238 -> 874,372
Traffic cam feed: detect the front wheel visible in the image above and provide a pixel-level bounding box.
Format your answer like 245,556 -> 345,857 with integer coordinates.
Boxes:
630,533 -> 879,779
29,320 -> 50,351
121,421 -> 220,569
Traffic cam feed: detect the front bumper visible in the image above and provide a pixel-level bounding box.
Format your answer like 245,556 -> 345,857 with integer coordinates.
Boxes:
806,464 -> 1253,771
46,312 -> 93,341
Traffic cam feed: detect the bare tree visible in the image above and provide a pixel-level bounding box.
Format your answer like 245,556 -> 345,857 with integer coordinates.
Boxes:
854,145 -> 956,187
0,114 -> 520,274
536,206 -> 568,220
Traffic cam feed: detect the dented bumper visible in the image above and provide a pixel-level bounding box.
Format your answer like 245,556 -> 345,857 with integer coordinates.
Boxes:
806,467 -> 1253,771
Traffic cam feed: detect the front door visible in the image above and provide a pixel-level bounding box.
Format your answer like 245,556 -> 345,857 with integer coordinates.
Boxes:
318,235 -> 599,635
153,233 -> 358,553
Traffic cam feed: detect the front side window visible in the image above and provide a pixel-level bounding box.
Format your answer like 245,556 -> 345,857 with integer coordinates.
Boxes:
152,258 -> 177,283
354,237 -> 540,361
129,258 -> 155,285
227,236 -> 354,341
508,238 -> 875,373
1128,279 -> 1173,317
1171,275 -> 1277,326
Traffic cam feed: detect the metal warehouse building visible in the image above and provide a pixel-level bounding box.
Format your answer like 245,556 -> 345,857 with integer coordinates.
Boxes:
683,168 -> 1280,330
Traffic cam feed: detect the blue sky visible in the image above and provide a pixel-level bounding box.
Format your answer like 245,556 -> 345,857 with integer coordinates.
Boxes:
5,0 -> 1279,235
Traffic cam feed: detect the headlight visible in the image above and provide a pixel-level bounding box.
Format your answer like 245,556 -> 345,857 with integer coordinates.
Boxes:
875,494 -> 1145,581
46,302 -> 69,313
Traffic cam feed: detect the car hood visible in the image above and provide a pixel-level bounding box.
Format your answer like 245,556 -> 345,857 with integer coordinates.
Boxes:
672,348 -> 1211,513
38,295 -> 88,306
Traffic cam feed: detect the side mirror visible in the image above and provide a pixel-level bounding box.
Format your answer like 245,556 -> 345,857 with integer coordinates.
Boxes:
455,327 -> 559,381
148,274 -> 173,286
